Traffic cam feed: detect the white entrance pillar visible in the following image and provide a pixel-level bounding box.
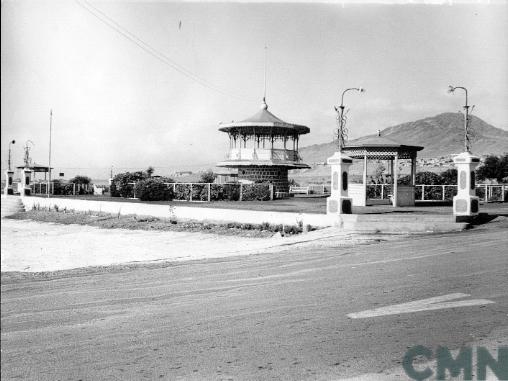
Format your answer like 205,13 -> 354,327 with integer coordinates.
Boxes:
326,152 -> 353,215
4,171 -> 14,195
453,151 -> 480,222
21,168 -> 32,197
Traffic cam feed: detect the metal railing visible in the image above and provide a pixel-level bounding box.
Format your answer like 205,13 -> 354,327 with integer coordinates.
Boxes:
365,183 -> 507,203
226,148 -> 299,162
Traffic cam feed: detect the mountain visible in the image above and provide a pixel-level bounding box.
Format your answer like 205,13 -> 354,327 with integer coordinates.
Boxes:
300,113 -> 508,163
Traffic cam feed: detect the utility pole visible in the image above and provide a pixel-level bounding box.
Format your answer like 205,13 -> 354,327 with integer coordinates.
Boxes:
48,109 -> 53,197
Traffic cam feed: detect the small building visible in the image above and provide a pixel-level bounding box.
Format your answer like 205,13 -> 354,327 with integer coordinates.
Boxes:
216,99 -> 310,193
343,135 -> 423,206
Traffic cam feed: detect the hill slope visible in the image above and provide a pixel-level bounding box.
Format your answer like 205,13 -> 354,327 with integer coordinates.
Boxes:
300,113 -> 508,163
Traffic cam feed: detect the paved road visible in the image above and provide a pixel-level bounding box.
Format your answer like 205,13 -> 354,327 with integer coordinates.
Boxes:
2,218 -> 507,380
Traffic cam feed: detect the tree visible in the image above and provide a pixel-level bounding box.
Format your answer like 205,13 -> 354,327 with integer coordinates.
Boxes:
111,171 -> 148,198
69,175 -> 91,185
476,154 -> 508,183
146,166 -> 155,177
199,169 -> 216,183
439,168 -> 457,185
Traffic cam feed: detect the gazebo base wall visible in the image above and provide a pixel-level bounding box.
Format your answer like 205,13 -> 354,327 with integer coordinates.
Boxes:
349,184 -> 416,207
349,184 -> 367,206
238,166 -> 289,193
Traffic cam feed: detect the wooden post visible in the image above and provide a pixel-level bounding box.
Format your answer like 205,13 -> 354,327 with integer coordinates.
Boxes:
208,183 -> 211,202
411,154 -> 416,186
239,183 -> 243,201
269,184 -> 274,200
502,185 -> 505,202
485,184 -> 488,203
421,185 -> 425,201
190,183 -> 193,202
73,183 -> 76,195
442,185 -> 446,201
393,154 -> 398,206
381,184 -> 384,200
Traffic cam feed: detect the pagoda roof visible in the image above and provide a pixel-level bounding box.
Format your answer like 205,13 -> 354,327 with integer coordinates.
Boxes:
345,135 -> 423,151
218,99 -> 310,135
16,162 -> 53,172
343,135 -> 423,160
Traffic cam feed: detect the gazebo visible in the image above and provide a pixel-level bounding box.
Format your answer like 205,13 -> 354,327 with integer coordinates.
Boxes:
217,98 -> 310,193
343,135 -> 423,206
16,162 -> 53,182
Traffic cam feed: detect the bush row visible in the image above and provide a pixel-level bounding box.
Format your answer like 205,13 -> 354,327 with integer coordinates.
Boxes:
126,180 -> 273,202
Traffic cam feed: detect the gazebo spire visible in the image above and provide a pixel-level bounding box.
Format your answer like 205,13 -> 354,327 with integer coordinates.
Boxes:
261,97 -> 268,110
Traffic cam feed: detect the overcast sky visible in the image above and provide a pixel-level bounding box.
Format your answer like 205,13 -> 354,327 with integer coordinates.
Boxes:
1,0 -> 507,178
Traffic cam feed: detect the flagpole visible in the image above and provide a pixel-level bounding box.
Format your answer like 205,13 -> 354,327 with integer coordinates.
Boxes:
48,109 -> 52,197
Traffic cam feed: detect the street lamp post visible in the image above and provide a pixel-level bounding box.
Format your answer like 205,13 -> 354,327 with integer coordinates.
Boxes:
8,140 -> 15,171
336,87 -> 365,152
327,87 -> 365,216
448,85 -> 470,152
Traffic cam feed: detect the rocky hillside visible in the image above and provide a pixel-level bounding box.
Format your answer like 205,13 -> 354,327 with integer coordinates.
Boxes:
300,113 -> 508,163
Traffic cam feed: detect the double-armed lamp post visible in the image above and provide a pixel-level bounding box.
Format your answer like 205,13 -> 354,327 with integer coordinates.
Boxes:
448,85 -> 471,153
335,87 -> 365,152
327,87 -> 365,216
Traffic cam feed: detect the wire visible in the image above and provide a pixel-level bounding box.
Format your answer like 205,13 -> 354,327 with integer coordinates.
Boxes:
75,0 -> 254,103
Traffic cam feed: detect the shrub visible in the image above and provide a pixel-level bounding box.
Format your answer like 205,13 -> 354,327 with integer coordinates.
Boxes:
199,170 -> 216,184
439,168 -> 458,185
174,183 -> 191,200
69,175 -> 91,185
241,183 -> 271,201
134,179 -> 174,201
111,171 -> 148,198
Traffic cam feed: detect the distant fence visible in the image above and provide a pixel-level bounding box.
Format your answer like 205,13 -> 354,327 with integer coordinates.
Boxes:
30,182 -> 92,196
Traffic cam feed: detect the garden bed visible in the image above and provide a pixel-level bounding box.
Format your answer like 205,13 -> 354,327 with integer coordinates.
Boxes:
7,209 -> 314,238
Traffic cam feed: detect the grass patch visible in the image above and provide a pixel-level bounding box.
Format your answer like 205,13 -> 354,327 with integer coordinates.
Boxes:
7,209 -> 316,238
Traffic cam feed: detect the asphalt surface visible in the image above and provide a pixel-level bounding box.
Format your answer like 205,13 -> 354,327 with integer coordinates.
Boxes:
1,218 -> 507,380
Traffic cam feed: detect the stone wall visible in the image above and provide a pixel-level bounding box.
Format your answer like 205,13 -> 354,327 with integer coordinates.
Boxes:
238,166 -> 289,192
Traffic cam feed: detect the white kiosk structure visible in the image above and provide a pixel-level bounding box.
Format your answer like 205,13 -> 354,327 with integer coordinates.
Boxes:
448,85 -> 480,222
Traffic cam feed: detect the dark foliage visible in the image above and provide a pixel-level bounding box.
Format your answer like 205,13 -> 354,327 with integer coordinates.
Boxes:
199,170 -> 216,184
134,178 -> 174,201
111,171 -> 148,198
69,175 -> 91,185
476,154 -> 508,182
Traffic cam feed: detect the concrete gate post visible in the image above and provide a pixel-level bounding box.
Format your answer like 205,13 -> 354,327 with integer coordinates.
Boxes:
21,168 -> 33,197
453,151 -> 480,222
4,171 -> 14,195
326,152 -> 353,215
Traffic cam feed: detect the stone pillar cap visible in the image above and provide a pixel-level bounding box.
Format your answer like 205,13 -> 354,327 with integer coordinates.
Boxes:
452,151 -> 480,164
327,151 -> 353,165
